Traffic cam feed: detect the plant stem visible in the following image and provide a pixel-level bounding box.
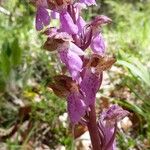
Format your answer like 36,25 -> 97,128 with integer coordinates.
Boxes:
87,104 -> 101,150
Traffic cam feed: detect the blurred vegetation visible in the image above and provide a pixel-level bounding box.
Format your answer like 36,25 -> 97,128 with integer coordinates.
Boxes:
0,0 -> 150,149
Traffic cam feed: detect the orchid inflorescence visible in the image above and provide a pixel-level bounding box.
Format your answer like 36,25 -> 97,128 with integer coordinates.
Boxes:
30,0 -> 129,149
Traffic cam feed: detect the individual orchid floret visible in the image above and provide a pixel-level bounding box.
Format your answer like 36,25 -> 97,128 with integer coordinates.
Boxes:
49,75 -> 87,124
58,38 -> 84,81
59,49 -> 83,81
43,30 -> 84,80
78,15 -> 111,53
97,105 -> 129,150
101,105 -> 129,127
80,55 -> 115,106
67,80 -> 86,125
67,91 -> 86,124
36,6 -> 50,31
80,69 -> 102,106
79,55 -> 103,106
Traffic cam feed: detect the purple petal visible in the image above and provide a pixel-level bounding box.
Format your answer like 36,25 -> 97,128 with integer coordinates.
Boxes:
101,105 -> 129,127
69,42 -> 85,56
67,93 -> 86,124
60,12 -> 78,35
59,50 -> 83,80
80,0 -> 97,6
36,6 -> 50,31
90,33 -> 105,55
59,50 -> 68,64
67,51 -> 83,71
98,105 -> 129,150
76,16 -> 86,34
50,11 -> 59,19
98,122 -> 116,150
80,69 -> 102,106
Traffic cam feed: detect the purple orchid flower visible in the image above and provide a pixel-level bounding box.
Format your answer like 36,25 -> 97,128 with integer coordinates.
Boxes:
98,105 -> 129,150
59,45 -> 83,81
36,6 -> 50,31
80,69 -> 103,106
90,15 -> 111,55
67,92 -> 86,124
43,29 -> 84,81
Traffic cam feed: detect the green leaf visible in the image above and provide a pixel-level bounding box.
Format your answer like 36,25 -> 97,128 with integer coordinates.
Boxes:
2,41 -> 12,57
0,43 -> 11,78
11,38 -> 22,67
117,60 -> 150,87
114,99 -> 145,118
